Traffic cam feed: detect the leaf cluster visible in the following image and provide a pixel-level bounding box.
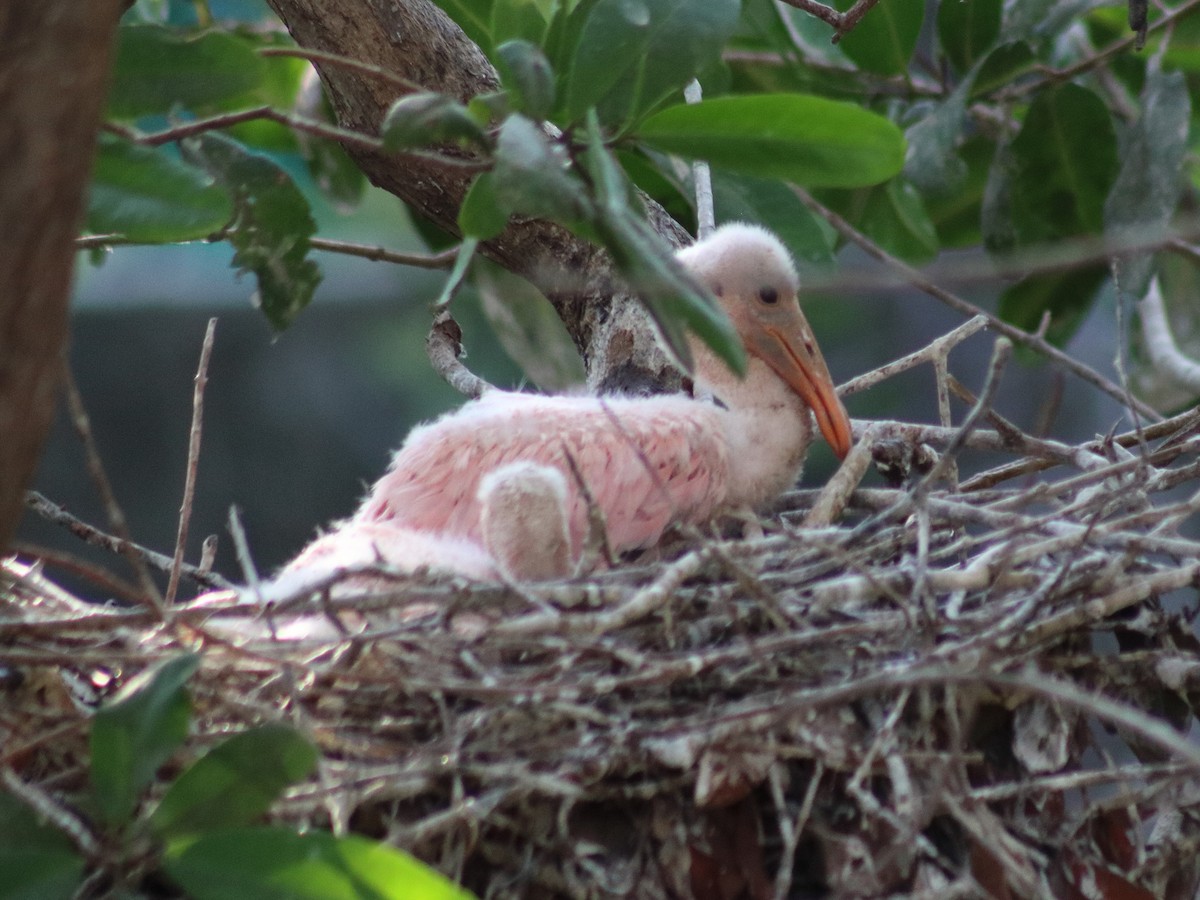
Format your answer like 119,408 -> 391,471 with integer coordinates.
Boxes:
91,0 -> 1200,396
0,653 -> 470,900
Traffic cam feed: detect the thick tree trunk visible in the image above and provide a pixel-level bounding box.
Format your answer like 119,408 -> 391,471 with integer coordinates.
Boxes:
264,0 -> 683,391
0,2 -> 124,551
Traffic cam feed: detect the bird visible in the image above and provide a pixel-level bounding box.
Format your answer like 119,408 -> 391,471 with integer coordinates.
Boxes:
268,222 -> 851,595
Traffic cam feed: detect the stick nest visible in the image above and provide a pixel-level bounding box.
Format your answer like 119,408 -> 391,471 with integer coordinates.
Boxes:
6,355 -> 1200,899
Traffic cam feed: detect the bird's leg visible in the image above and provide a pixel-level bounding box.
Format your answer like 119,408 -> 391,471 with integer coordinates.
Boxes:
478,462 -> 574,581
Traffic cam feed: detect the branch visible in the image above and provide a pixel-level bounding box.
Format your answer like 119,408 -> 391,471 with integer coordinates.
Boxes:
790,185 -> 1162,421
24,491 -> 234,590
776,0 -> 883,42
684,80 -> 714,239
264,0 -> 689,389
166,319 -> 216,606
1139,276 -> 1200,391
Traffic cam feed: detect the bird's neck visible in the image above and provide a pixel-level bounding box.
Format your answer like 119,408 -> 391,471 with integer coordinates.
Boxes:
693,352 -> 815,509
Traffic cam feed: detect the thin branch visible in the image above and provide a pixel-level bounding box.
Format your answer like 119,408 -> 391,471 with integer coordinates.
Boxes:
111,106 -> 485,171
427,239 -> 492,398
0,767 -> 99,859
997,0 -> 1200,100
790,185 -> 1162,421
258,46 -> 425,92
23,491 -> 234,590
166,319 -> 216,606
309,237 -> 458,268
776,0 -> 883,42
61,367 -> 165,615
9,541 -> 144,604
683,80 -> 714,239
1139,276 -> 1200,390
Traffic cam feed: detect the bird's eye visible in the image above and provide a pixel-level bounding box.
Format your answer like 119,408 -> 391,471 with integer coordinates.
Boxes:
713,283 -> 724,297
758,286 -> 778,305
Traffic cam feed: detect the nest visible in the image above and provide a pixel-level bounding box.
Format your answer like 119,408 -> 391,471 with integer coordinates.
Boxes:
5,327 -> 1200,899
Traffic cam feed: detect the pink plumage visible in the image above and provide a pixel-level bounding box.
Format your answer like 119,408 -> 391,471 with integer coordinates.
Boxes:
358,391 -> 728,559
272,222 -> 853,589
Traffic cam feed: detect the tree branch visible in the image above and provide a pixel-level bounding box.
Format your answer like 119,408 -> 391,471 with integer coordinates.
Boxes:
263,0 -> 688,391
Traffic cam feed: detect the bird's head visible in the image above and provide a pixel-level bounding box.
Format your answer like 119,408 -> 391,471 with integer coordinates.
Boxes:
677,223 -> 853,459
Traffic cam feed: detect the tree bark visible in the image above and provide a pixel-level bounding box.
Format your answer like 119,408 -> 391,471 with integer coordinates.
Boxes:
0,1 -> 124,551
264,0 -> 683,392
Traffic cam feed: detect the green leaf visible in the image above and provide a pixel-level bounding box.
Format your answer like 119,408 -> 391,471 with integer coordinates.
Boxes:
563,0 -> 740,127
1010,83 -> 1118,244
617,148 -> 696,233
638,94 -> 905,188
972,41 -> 1035,97
428,0 -> 495,53
583,115 -> 744,373
297,89 -> 367,211
459,172 -> 509,239
491,0 -> 557,46
495,40 -> 556,120
164,827 -> 475,900
926,133 -> 993,248
860,178 -> 939,263
711,171 -> 834,273
1104,67 -> 1190,295
834,0 -> 922,76
299,135 -> 367,212
184,134 -> 323,330
381,93 -> 488,152
150,724 -> 318,840
108,25 -> 266,118
903,83 -> 970,197
998,265 -> 1108,347
86,136 -> 233,243
91,654 -> 200,826
475,260 -> 587,390
937,0 -> 1001,73
492,115 -> 593,223
0,793 -> 85,900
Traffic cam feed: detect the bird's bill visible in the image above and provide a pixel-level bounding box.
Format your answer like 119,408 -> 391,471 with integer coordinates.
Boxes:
752,325 -> 853,459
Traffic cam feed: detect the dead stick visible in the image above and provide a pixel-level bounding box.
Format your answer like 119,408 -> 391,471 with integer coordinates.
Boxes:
167,318 -> 216,605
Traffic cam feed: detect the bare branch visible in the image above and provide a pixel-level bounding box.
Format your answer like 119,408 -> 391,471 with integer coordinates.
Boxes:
166,319 -> 216,606
791,185 -> 1162,421
1139,276 -> 1200,391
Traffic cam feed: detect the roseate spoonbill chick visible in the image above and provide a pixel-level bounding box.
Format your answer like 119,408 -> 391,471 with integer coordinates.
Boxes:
269,222 -> 851,590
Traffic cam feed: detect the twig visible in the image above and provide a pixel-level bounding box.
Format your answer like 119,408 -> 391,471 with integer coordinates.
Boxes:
789,185 -> 1162,421
776,0 -> 883,42
425,239 -> 493,398
996,0 -> 1200,100
8,542 -> 144,604
258,46 -> 425,92
111,106 -> 485,171
683,80 -> 715,239
1138,276 -> 1200,390
1,767 -> 99,858
22,492 -> 233,590
840,316 -> 990,397
167,319 -> 216,606
61,368 -> 164,615
427,312 -> 491,399
310,237 -> 458,268
803,422 -> 882,527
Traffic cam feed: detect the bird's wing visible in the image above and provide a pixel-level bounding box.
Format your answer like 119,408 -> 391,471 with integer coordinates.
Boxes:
356,392 -> 730,555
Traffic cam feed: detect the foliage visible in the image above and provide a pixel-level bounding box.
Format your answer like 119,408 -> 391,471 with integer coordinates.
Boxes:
89,0 -> 1200,389
0,653 -> 473,900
